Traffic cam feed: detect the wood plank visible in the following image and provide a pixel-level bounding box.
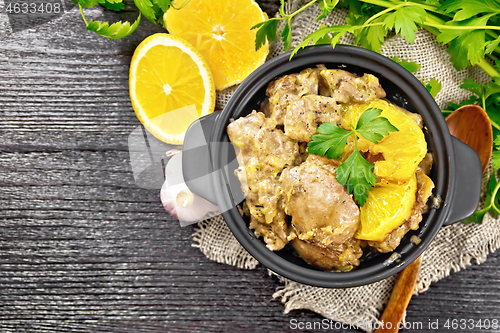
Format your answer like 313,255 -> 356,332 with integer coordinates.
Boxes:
1,0 -> 500,332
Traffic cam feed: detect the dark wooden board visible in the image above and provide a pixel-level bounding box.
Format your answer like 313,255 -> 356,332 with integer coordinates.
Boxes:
1,1 -> 500,332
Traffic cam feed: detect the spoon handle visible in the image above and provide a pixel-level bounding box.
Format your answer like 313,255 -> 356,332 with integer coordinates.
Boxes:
373,254 -> 423,333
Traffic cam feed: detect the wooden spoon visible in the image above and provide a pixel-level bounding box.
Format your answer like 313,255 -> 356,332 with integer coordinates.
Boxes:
446,104 -> 493,173
374,104 -> 493,333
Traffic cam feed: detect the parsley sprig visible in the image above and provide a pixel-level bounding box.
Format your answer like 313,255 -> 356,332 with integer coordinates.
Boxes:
252,0 -> 337,51
73,0 -> 190,39
253,0 -> 500,80
307,108 -> 398,206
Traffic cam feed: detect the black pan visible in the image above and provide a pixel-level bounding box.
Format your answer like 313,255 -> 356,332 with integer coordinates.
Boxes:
182,45 -> 482,288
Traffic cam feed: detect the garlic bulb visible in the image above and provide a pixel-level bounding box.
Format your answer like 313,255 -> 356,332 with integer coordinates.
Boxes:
160,151 -> 220,226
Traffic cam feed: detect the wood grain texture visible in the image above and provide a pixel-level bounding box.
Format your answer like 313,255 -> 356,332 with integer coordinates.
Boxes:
1,1 -> 500,332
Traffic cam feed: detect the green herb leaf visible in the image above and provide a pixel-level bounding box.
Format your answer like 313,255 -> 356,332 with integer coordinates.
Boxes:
463,167 -> 500,224
74,0 -> 124,9
438,0 -> 500,21
423,0 -> 440,5
307,122 -> 352,159
462,207 -> 491,224
461,78 -> 500,102
391,57 -> 421,73
252,18 -> 281,51
317,0 -> 339,21
315,24 -> 333,45
485,36 -> 500,55
445,95 -> 478,112
101,0 -> 124,11
383,5 -> 426,44
306,108 -> 398,206
86,14 -> 141,39
291,25 -> 353,58
336,149 -> 377,206
133,0 -> 161,26
356,107 -> 399,143
425,78 -> 442,98
436,15 -> 493,70
281,19 -> 292,51
492,136 -> 500,168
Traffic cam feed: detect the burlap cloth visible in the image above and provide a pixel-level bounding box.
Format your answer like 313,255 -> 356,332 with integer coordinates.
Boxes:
192,1 -> 499,331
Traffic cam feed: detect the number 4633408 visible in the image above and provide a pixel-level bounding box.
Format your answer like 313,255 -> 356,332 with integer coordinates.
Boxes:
444,318 -> 499,330
6,2 -> 61,14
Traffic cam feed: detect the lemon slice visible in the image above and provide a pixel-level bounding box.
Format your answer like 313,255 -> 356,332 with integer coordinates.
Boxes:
355,174 -> 418,242
129,33 -> 216,144
164,0 -> 269,90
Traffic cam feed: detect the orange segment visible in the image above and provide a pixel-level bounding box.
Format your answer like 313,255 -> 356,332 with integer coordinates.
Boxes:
129,33 -> 215,144
341,99 -> 427,183
355,174 -> 418,241
164,0 -> 269,90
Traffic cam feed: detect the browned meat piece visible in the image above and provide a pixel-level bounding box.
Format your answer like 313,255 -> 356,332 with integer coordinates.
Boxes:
368,169 -> 434,252
266,68 -> 319,126
280,155 -> 360,247
227,111 -> 299,251
249,213 -> 290,251
291,238 -> 363,271
320,69 -> 386,103
283,95 -> 340,142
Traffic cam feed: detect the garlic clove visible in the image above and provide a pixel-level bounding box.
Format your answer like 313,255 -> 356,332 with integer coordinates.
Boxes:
160,151 -> 220,225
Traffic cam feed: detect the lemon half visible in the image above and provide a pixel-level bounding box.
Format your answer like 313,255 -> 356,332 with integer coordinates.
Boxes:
129,33 -> 216,144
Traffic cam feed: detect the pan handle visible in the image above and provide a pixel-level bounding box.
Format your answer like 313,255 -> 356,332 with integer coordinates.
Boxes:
442,136 -> 482,226
182,112 -> 219,205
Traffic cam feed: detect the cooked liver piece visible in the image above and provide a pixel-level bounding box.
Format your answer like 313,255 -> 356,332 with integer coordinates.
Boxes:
227,111 -> 299,251
319,69 -> 386,103
280,155 -> 360,247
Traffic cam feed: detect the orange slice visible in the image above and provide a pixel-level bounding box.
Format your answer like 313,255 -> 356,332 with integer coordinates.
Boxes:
355,174 -> 418,241
164,0 -> 269,90
129,33 -> 215,144
341,99 -> 427,183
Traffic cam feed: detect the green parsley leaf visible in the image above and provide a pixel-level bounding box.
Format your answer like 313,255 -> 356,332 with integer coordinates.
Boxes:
101,0 -> 124,11
445,95 -> 478,112
438,0 -> 500,21
463,166 -> 500,224
306,108 -> 398,206
485,37 -> 500,55
86,15 -> 141,39
307,122 -> 352,159
315,24 -> 333,45
317,0 -> 339,21
383,5 -> 426,44
336,149 -> 376,206
423,0 -> 440,5
459,78 -> 500,142
356,107 -> 399,143
492,153 -> 500,170
78,4 -> 140,39
281,19 -> 292,51
425,78 -> 442,98
252,18 -> 281,51
134,0 -> 170,26
391,57 -> 421,73
461,78 -> 500,102
436,15 -> 493,70
291,25 -> 353,58
74,0 -> 124,10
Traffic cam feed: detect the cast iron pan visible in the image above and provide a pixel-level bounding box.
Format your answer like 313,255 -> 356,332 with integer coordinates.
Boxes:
182,45 -> 482,288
